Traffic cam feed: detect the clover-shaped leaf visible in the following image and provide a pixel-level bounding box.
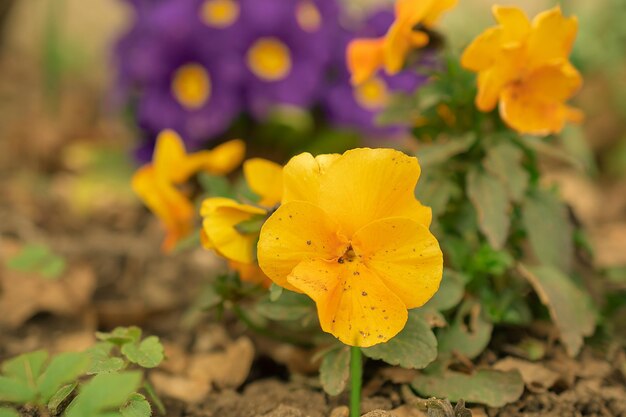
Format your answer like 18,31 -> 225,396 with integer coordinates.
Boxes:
121,336 -> 164,368
120,392 -> 151,417
87,343 -> 125,375
96,326 -> 142,346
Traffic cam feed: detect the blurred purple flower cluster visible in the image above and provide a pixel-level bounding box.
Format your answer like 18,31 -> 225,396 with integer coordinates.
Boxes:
115,0 -> 430,155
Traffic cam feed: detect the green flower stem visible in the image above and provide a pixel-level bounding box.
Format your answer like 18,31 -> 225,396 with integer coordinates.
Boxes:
350,346 -> 362,417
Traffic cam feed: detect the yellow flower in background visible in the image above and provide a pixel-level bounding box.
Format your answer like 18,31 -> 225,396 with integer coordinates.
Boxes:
347,0 -> 457,85
461,6 -> 583,135
257,148 -> 442,347
200,158 -> 282,281
132,130 -> 245,252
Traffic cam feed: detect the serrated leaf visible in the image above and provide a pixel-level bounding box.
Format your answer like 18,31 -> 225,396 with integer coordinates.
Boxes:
47,382 -> 77,414
120,393 -> 151,417
0,376 -> 36,403
255,291 -> 314,321
362,311 -> 437,369
467,167 -> 510,250
96,327 -> 142,346
437,300 -> 493,360
65,371 -> 142,417
121,337 -> 164,368
522,189 -> 573,272
319,347 -> 350,396
38,352 -> 89,402
415,134 -> 476,167
2,350 -> 48,384
87,343 -> 126,375
411,369 -> 524,407
518,264 -> 595,356
424,269 -> 466,312
484,142 -> 529,203
0,408 -> 20,417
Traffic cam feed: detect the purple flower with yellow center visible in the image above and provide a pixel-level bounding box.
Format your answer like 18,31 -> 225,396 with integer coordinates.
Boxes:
323,10 -> 429,134
237,0 -> 339,118
116,0 -> 245,148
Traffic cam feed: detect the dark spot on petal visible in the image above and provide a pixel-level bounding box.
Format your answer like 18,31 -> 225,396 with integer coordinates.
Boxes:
361,291 -> 368,296
306,240 -> 311,245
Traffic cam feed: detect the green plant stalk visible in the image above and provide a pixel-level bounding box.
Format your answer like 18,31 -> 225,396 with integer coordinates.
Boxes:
350,346 -> 362,417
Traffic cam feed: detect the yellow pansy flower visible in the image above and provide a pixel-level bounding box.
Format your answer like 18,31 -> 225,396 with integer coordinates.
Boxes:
132,130 -> 245,252
461,6 -> 583,135
257,148 -> 442,347
347,0 -> 457,85
200,158 -> 282,268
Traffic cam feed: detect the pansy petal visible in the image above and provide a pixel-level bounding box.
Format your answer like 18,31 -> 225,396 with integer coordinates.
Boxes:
347,38 -> 385,85
394,0 -> 434,26
318,148 -> 431,236
383,23 -> 425,75
257,201 -> 348,291
153,130 -> 187,182
201,197 -> 267,263
461,27 -> 502,72
243,158 -> 283,207
282,152 -> 339,205
527,6 -> 578,70
474,50 -> 522,112
492,5 -> 530,46
287,259 -> 407,347
229,261 -> 271,287
181,139 -> 246,182
352,217 -> 443,309
525,62 -> 582,102
132,166 -> 195,252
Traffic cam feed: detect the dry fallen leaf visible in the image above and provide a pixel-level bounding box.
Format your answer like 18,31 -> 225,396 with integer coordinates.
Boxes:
390,405 -> 427,417
188,336 -> 255,389
0,263 -> 96,328
150,371 -> 210,403
493,357 -> 560,393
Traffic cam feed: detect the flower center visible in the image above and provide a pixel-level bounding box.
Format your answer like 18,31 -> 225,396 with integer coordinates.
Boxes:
296,0 -> 322,32
246,37 -> 293,82
337,245 -> 357,264
353,76 -> 390,110
171,63 -> 212,110
200,0 -> 240,28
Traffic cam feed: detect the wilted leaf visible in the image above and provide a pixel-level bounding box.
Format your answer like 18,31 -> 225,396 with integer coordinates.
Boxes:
187,337 -> 254,389
121,336 -> 164,368
493,357 -> 559,393
65,372 -> 142,417
362,311 -> 437,369
415,134 -> 476,167
484,142 -> 529,203
411,369 -> 524,407
87,343 -> 125,375
424,269 -> 466,312
518,264 -> 595,356
47,382 -> 77,414
522,189 -> 573,272
120,393 -> 151,417
38,352 -> 90,402
438,300 -> 493,360
467,167 -> 510,249
320,347 -> 350,396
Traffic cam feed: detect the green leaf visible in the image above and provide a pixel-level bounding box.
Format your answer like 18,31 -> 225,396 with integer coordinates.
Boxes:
120,393 -> 151,417
415,173 -> 460,219
522,188 -> 573,272
2,350 -> 48,384
411,369 -> 524,408
47,382 -> 77,414
467,167 -> 510,250
362,311 -> 437,369
38,352 -> 90,402
424,269 -> 466,312
96,327 -> 142,346
87,343 -> 125,375
255,290 -> 315,321
6,244 -> 66,280
121,337 -> 164,368
415,134 -> 476,167
0,376 -> 36,403
484,142 -> 529,203
65,371 -> 142,417
269,283 -> 283,302
518,264 -> 596,356
198,173 -> 234,198
0,408 -> 20,417
319,347 -> 350,396
437,300 -> 493,360
234,215 -> 266,235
